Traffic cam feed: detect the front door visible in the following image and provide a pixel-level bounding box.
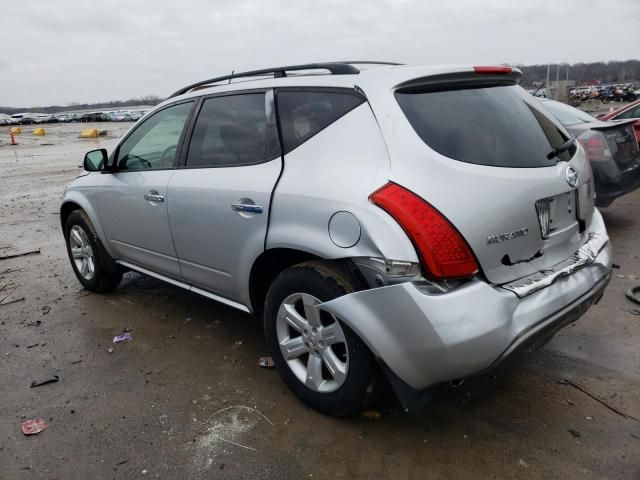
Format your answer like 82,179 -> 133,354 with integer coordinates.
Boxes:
168,91 -> 282,304
97,101 -> 194,278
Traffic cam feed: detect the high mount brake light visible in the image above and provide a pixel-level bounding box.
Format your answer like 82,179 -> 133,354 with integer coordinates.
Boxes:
370,183 -> 479,280
473,66 -> 513,74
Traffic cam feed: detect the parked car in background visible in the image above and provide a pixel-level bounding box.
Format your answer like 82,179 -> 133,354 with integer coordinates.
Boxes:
0,113 -> 12,125
11,113 -> 38,124
598,99 -> 640,146
79,112 -> 109,122
112,111 -> 133,121
35,113 -> 53,123
542,99 -> 640,207
61,62 -> 612,416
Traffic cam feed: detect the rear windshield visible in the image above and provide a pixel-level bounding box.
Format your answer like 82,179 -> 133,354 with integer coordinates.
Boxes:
541,100 -> 597,125
395,85 -> 574,167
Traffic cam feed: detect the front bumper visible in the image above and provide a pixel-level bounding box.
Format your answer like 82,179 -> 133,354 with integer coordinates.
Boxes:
320,222 -> 612,391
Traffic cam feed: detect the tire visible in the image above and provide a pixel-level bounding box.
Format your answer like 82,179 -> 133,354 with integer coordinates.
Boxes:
264,261 -> 383,416
64,210 -> 122,292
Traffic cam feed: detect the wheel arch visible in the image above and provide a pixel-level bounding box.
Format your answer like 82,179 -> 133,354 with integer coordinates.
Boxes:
60,191 -> 116,258
248,248 -> 367,316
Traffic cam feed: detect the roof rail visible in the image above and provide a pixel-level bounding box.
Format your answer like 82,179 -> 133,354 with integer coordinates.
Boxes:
333,61 -> 403,66
169,62 -> 361,98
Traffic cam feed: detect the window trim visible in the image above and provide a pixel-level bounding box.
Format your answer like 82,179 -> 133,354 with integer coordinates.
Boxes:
177,88 -> 281,170
275,86 -> 367,155
108,98 -> 196,173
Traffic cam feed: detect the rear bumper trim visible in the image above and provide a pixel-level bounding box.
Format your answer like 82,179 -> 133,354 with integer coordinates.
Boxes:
501,232 -> 608,298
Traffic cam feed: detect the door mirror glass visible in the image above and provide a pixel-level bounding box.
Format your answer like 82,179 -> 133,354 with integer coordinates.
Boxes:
84,149 -> 107,171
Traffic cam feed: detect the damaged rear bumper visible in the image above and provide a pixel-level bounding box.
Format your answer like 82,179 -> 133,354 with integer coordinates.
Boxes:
319,227 -> 612,391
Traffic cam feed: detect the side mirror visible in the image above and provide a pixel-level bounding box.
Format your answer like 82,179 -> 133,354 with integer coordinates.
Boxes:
83,148 -> 108,172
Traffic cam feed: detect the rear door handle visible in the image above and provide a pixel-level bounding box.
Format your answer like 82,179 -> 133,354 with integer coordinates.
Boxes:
231,203 -> 263,214
144,191 -> 164,203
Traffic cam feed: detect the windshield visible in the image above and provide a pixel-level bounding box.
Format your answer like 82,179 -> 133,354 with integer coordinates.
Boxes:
395,84 -> 575,167
542,100 -> 597,125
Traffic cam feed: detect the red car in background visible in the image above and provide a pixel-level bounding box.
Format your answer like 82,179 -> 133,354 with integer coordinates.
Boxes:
599,99 -> 640,146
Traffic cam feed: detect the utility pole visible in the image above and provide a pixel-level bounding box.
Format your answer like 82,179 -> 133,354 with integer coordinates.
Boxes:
546,64 -> 550,99
555,63 -> 560,100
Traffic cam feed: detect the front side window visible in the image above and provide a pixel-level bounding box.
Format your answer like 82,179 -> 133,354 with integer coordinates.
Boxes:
277,90 -> 365,154
185,93 -> 279,168
116,102 -> 193,170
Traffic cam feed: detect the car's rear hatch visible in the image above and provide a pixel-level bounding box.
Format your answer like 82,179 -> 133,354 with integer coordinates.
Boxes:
372,67 -> 598,285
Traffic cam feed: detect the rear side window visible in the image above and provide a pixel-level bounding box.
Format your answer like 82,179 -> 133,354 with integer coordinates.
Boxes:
186,93 -> 280,168
395,85 -> 574,167
277,90 -> 364,153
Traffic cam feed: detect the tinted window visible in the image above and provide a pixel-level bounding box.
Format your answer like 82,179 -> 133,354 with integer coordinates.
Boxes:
186,93 -> 279,168
116,102 -> 193,170
396,85 -> 574,167
542,100 -> 597,125
277,91 -> 364,153
616,105 -> 640,119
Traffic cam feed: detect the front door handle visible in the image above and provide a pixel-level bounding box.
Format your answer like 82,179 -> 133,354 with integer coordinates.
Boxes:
231,203 -> 263,214
144,191 -> 164,203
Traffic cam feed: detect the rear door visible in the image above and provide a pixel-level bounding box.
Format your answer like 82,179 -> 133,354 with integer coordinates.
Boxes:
167,90 -> 281,304
385,78 -> 595,285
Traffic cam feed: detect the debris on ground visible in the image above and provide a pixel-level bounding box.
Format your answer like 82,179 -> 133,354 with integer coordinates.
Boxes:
612,263 -> 621,269
30,375 -> 59,388
70,359 -> 83,364
361,410 -> 382,420
568,428 -> 581,438
626,285 -> 640,305
21,418 -> 47,435
41,305 -> 51,315
107,348 -> 114,354
26,343 -> 40,349
257,356 -> 275,368
560,378 -> 640,423
0,249 -> 41,261
0,297 -> 25,307
113,332 -> 133,343
0,267 -> 23,275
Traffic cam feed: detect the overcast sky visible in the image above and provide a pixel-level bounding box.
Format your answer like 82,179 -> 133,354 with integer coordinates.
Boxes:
2,0 -> 639,107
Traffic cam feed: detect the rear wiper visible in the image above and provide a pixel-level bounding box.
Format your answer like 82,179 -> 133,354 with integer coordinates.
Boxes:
547,137 -> 576,160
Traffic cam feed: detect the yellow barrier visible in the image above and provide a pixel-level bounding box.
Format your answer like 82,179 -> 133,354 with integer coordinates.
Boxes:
33,127 -> 46,136
80,128 -> 99,138
10,127 -> 21,134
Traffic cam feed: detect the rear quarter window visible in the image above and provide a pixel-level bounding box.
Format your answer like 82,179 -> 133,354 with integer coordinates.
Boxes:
395,85 -> 574,167
277,90 -> 364,154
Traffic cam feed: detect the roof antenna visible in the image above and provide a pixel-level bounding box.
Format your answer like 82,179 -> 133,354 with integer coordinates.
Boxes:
228,70 -> 234,84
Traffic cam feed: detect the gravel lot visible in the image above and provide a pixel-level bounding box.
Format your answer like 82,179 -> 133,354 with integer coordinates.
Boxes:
1,122 -> 639,479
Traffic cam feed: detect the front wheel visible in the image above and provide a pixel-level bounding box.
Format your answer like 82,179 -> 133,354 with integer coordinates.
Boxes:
64,210 -> 122,292
264,261 -> 383,416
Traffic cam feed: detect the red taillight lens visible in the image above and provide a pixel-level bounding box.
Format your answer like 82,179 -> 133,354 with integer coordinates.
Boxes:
473,66 -> 513,74
370,182 -> 479,280
577,134 -> 608,162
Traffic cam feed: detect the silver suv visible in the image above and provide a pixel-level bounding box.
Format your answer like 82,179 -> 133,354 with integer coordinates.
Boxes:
61,62 -> 612,416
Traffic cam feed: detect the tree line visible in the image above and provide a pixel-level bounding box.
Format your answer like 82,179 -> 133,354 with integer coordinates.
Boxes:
517,60 -> 640,87
0,95 -> 164,115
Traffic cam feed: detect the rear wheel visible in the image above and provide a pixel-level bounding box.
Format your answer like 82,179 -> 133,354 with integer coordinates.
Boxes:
64,210 -> 122,292
264,261 -> 382,416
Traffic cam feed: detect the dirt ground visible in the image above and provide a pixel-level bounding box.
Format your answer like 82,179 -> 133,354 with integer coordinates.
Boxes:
1,122 -> 639,480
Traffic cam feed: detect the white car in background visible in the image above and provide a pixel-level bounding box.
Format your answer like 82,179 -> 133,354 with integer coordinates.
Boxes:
0,113 -> 13,125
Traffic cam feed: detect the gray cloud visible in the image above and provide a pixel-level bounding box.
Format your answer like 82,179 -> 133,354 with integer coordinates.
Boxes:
2,0 -> 639,107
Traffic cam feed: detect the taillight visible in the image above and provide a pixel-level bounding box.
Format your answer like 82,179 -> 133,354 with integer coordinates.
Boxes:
577,132 -> 610,162
473,66 -> 513,74
370,182 -> 479,280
